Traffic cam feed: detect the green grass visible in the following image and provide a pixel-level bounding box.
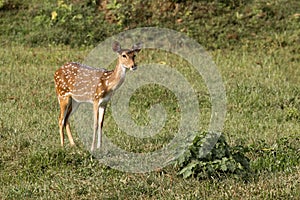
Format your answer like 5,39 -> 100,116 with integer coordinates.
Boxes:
1,0 -> 300,199
1,43 -> 299,199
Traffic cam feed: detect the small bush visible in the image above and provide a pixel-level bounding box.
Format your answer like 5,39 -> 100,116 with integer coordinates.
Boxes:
176,132 -> 251,180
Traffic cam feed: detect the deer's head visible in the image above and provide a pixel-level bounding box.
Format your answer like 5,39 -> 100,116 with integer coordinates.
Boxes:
112,41 -> 142,71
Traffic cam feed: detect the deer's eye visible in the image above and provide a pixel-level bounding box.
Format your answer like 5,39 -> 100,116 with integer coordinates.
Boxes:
122,54 -> 127,58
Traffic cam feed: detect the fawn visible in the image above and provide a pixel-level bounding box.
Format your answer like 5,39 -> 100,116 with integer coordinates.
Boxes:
54,41 -> 142,151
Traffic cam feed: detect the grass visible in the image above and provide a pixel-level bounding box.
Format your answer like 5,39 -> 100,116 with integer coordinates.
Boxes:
1,0 -> 300,199
1,43 -> 299,199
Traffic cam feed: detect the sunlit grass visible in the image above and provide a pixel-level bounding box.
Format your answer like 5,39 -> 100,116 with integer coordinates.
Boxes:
0,42 -> 299,199
1,0 -> 300,198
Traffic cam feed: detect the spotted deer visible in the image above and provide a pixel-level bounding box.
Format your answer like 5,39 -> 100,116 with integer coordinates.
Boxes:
54,41 -> 142,151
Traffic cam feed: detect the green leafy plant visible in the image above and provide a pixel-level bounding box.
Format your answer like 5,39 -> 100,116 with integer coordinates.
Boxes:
176,132 -> 251,180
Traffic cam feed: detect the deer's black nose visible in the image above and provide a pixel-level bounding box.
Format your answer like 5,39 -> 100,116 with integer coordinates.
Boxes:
131,65 -> 137,71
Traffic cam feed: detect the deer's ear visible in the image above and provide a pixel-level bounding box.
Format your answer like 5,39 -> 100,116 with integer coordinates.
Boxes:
132,42 -> 142,53
112,41 -> 121,53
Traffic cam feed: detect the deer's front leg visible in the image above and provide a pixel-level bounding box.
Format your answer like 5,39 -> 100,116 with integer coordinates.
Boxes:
97,106 -> 106,149
91,103 -> 100,152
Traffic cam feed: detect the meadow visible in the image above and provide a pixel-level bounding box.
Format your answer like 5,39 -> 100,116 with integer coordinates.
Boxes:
1,0 -> 300,199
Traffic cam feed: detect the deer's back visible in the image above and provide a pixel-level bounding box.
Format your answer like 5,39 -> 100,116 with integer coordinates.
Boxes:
54,62 -> 111,102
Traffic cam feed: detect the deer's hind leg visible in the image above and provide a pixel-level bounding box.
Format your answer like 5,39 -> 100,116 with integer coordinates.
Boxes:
58,96 -> 73,146
64,99 -> 80,146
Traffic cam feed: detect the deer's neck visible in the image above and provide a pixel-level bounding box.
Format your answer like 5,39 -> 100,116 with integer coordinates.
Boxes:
107,61 -> 126,91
